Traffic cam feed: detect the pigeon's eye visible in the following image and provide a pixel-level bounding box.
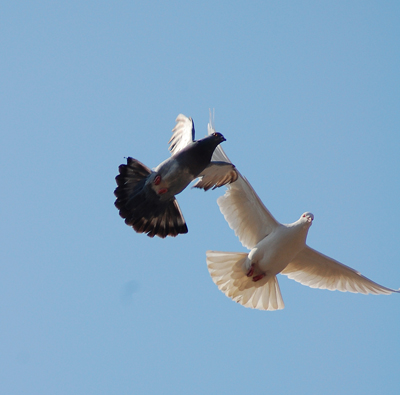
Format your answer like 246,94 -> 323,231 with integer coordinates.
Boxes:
302,214 -> 305,217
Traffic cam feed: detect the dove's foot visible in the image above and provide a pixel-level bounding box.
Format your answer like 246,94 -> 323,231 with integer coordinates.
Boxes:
246,265 -> 255,277
154,175 -> 161,185
252,274 -> 265,282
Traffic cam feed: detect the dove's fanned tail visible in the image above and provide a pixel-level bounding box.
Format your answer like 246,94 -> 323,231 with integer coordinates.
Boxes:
206,251 -> 285,311
114,157 -> 188,238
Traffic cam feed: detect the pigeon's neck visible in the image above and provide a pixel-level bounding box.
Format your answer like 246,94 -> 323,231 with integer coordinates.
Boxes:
177,140 -> 219,176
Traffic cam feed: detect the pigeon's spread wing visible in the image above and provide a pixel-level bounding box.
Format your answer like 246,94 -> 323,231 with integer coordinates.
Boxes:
218,174 -> 279,250
193,162 -> 238,191
169,114 -> 195,156
282,246 -> 400,295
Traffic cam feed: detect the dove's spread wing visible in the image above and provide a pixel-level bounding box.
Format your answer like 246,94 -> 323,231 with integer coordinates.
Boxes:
169,114 -> 195,156
206,110 -> 278,248
211,143 -> 230,163
281,246 -> 400,295
193,162 -> 238,191
218,173 -> 279,250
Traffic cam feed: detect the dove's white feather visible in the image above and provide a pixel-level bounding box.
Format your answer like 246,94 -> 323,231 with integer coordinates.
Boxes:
207,110 -> 231,163
206,110 -> 278,248
282,246 -> 399,295
218,174 -> 279,250
207,137 -> 399,310
207,250 -> 285,311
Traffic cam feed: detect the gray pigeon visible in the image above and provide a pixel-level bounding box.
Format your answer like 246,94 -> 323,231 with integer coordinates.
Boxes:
114,114 -> 238,238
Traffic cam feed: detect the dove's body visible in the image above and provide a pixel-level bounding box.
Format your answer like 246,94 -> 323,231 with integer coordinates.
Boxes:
246,216 -> 312,280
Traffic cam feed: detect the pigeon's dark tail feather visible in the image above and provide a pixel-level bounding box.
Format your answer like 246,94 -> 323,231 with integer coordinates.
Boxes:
114,157 -> 188,238
127,198 -> 188,238
114,157 -> 151,198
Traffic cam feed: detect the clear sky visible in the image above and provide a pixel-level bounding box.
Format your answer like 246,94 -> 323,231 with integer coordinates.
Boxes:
1,1 -> 399,394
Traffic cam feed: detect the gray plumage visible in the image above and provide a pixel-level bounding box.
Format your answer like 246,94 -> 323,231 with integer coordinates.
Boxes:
114,114 -> 238,238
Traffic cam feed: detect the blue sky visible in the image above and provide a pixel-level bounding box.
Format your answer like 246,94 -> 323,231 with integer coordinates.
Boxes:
1,1 -> 399,394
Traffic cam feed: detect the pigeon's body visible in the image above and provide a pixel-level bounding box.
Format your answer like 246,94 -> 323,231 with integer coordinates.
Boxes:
152,135 -> 223,197
206,137 -> 399,311
114,114 -> 238,238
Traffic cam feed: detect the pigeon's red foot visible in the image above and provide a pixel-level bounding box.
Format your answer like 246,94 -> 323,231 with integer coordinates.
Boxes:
252,274 -> 265,282
246,265 -> 255,277
158,188 -> 168,195
154,175 -> 161,185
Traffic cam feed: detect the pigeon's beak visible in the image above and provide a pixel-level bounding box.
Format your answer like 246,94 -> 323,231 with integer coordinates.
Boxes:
212,132 -> 226,143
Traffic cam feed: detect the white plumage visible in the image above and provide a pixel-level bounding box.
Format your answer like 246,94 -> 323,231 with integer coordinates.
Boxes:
206,115 -> 399,311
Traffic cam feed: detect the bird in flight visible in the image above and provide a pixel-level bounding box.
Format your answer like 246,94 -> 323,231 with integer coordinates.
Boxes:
114,114 -> 238,238
206,131 -> 399,310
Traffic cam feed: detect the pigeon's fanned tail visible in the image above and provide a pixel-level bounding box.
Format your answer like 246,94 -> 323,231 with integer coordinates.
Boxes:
114,157 -> 188,238
114,157 -> 152,205
123,200 -> 188,238
206,250 -> 285,311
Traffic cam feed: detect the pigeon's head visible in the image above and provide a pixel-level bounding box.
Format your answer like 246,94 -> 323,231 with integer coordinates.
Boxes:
210,132 -> 226,144
194,132 -> 226,157
301,212 -> 314,225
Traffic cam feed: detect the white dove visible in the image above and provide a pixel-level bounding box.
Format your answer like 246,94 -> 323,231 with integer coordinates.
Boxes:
205,117 -> 399,311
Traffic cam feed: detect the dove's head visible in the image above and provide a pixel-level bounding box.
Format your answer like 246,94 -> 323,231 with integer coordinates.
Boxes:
301,212 -> 314,225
